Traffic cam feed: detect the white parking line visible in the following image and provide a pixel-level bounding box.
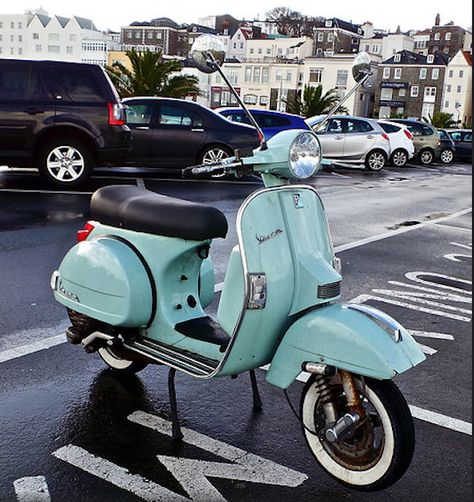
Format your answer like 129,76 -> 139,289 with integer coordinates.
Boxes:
13,476 -> 51,501
0,334 -> 65,364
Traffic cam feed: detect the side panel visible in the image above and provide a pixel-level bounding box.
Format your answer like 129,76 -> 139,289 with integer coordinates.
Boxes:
54,237 -> 153,327
266,303 -> 426,389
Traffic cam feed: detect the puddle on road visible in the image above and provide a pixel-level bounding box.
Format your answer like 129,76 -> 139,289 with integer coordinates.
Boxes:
387,220 -> 421,230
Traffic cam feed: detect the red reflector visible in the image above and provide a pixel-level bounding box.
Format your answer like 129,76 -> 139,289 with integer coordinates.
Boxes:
107,102 -> 126,126
382,133 -> 390,141
403,129 -> 413,140
77,222 -> 96,243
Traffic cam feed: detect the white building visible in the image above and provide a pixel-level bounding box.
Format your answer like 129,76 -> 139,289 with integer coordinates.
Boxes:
441,50 -> 472,126
413,29 -> 431,55
380,32 -> 414,61
245,36 -> 313,63
0,9 -> 108,65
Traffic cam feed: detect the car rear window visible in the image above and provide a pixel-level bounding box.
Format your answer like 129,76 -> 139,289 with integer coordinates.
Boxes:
438,130 -> 448,139
463,132 -> 472,142
379,123 -> 401,134
41,66 -> 104,102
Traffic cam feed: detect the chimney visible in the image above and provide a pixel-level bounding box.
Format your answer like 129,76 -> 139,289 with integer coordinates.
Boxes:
435,13 -> 440,26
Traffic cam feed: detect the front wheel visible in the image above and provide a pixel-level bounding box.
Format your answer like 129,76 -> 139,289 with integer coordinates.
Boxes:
418,149 -> 435,165
198,145 -> 232,165
390,149 -> 408,167
365,150 -> 386,171
301,374 -> 415,491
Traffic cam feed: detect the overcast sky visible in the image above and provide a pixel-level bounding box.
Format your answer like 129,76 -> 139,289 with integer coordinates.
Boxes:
1,1 -> 472,33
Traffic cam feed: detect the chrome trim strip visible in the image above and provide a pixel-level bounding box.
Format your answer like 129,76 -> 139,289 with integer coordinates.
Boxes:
346,304 -> 403,343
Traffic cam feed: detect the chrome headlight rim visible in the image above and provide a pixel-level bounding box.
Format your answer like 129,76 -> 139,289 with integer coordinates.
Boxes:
288,131 -> 322,180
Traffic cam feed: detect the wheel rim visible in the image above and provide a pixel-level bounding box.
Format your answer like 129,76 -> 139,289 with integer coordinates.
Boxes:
46,145 -> 85,182
302,377 -> 395,486
99,347 -> 135,370
392,151 -> 407,166
440,150 -> 454,163
420,151 -> 433,164
202,148 -> 229,165
368,153 -> 385,170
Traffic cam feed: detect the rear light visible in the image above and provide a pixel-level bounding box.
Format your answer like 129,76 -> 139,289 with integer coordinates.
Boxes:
77,221 -> 96,243
382,133 -> 390,141
107,102 -> 126,126
403,129 -> 413,140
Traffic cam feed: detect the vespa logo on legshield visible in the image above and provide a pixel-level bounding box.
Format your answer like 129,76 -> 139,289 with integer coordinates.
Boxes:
58,280 -> 80,303
256,228 -> 283,245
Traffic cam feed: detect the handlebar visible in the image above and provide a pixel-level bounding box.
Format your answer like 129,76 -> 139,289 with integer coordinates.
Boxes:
182,160 -> 247,179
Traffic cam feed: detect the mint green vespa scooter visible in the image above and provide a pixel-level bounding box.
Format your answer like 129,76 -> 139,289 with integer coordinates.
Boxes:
51,36 -> 425,491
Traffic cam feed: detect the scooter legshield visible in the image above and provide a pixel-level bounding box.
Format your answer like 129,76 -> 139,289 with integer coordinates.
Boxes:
266,303 -> 426,389
52,236 -> 154,327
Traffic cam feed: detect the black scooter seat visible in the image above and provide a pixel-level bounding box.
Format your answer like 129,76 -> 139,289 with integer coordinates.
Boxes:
91,185 -> 228,241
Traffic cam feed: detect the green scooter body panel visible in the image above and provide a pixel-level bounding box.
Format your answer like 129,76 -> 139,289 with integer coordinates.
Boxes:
266,303 -> 426,388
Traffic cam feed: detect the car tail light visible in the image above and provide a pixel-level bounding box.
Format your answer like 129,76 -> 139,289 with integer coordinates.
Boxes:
403,129 -> 413,140
107,102 -> 126,126
382,133 -> 390,141
77,221 -> 96,243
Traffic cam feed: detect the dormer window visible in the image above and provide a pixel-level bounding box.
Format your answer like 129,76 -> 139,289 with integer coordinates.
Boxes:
427,54 -> 434,63
325,20 -> 332,27
394,53 -> 401,62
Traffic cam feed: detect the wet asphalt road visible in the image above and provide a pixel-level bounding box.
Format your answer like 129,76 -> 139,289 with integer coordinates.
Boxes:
0,162 -> 472,501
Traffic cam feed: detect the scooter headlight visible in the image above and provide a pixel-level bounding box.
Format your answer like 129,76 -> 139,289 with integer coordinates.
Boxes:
289,132 -> 322,179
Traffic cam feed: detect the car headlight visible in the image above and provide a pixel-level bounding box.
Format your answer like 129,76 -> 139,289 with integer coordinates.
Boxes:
289,132 -> 322,179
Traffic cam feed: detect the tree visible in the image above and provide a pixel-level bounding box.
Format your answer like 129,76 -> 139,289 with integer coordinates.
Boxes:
265,6 -> 324,37
424,111 -> 458,128
106,49 -> 201,99
284,84 -> 346,118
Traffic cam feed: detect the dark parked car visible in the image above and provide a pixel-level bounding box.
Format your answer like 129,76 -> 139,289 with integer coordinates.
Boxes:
0,58 -> 130,186
437,129 -> 456,164
447,129 -> 472,162
217,107 -> 310,139
123,97 -> 260,168
390,119 -> 441,165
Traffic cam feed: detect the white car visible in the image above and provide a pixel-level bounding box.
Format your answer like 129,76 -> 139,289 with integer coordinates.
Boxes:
306,115 -> 391,171
378,120 -> 415,167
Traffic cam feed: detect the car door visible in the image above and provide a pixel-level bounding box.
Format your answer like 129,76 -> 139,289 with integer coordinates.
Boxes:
123,100 -> 158,166
153,102 -> 208,167
342,119 -> 377,161
453,131 -> 472,159
0,61 -> 55,163
316,118 -> 345,159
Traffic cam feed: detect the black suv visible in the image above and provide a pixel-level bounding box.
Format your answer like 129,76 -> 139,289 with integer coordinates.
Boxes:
0,59 -> 130,186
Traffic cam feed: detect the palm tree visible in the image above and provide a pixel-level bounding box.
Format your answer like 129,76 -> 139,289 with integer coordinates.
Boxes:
106,49 -> 201,99
425,112 -> 458,129
284,84 -> 345,118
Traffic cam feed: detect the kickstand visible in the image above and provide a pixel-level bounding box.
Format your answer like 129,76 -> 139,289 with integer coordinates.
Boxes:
168,368 -> 183,441
249,370 -> 263,410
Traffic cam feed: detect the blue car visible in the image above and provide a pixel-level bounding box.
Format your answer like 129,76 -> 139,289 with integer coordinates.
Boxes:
217,107 -> 310,140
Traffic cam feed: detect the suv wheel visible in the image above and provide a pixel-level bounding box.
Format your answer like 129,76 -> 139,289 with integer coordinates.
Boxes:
418,149 -> 435,165
365,150 -> 387,171
39,139 -> 93,187
440,149 -> 454,164
391,149 -> 408,167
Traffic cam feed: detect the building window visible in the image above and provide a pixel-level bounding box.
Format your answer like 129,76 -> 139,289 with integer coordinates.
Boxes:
420,68 -> 427,79
445,32 -> 451,40
135,32 -> 140,39
249,48 -> 254,54
266,48 -> 271,54
424,87 -> 436,98
383,67 -> 390,79
434,32 -> 441,40
240,43 -> 244,49
399,88 -> 407,97
316,48 -> 323,56
445,101 -> 449,108
336,69 -> 348,86
260,96 -> 269,106
33,33 -> 39,40
394,54 -> 401,62
262,67 -> 269,83
258,48 -> 263,54
379,106 -> 391,118
244,94 -> 258,105
276,69 -> 283,81
422,102 -> 435,117
394,68 -> 402,79
253,67 -> 261,83
147,32 -> 153,40
447,84 -> 451,92
48,45 -> 61,53
327,33 -> 334,42
244,67 -> 252,83
381,88 -> 393,100
427,55 -> 434,63
35,44 -> 42,52
411,85 -> 419,97
317,32 -> 324,42
457,85 -> 462,93
18,48 -> 22,55
286,71 -> 292,81
448,69 -> 453,78
432,68 -> 439,80
309,68 -> 323,83
49,33 -> 60,41
10,22 -> 14,28
18,35 -> 22,42
459,70 -> 464,78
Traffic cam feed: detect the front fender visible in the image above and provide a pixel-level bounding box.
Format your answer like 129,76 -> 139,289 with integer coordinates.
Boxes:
266,303 -> 426,389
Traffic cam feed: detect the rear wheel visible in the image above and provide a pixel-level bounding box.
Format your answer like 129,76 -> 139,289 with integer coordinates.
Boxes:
440,148 -> 454,164
418,148 -> 435,165
38,139 -> 93,187
365,150 -> 387,171
390,149 -> 408,167
199,145 -> 232,165
301,374 -> 415,491
98,346 -> 148,374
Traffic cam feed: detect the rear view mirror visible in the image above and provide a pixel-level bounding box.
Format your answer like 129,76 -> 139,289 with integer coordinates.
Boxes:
352,52 -> 372,82
191,35 -> 225,74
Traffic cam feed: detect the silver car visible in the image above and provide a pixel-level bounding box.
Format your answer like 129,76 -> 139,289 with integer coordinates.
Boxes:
305,115 -> 391,171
